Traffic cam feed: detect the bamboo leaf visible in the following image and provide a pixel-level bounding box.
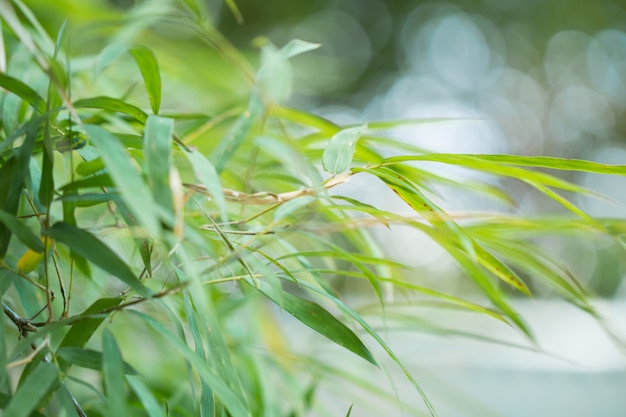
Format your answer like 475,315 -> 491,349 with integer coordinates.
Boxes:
3,362 -> 58,417
273,196 -> 316,221
211,102 -> 259,173
256,41 -> 292,105
322,125 -> 366,174
130,45 -> 162,114
57,297 -> 123,361
475,154 -> 626,174
44,222 -> 151,297
75,96 -> 148,124
85,124 -> 160,236
131,311 -> 251,417
0,72 -> 46,114
56,347 -> 137,374
184,149 -> 228,221
144,115 -> 174,219
254,280 -> 377,366
0,209 -> 43,252
128,376 -> 167,417
103,329 -> 130,416
280,39 -> 321,59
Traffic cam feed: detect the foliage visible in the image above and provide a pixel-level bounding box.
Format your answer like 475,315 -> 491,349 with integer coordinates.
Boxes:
0,1 -> 625,416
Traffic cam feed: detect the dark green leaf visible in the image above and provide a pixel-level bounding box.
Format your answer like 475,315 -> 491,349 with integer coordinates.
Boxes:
0,208 -> 42,252
255,281 -> 377,366
56,347 -> 137,374
57,297 -> 123,372
44,222 -> 151,297
3,362 -> 58,417
131,46 -> 162,114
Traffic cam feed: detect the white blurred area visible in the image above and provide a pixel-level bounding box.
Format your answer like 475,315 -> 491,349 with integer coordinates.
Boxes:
270,2 -> 626,416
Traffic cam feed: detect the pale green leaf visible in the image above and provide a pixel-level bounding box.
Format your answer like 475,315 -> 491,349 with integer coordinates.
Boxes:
131,311 -> 251,417
85,124 -> 160,236
184,149 -> 228,221
280,39 -> 321,58
144,115 -> 174,218
103,329 -> 130,417
322,125 -> 366,174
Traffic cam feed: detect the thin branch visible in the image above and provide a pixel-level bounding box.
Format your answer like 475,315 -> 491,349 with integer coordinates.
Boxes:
183,172 -> 354,205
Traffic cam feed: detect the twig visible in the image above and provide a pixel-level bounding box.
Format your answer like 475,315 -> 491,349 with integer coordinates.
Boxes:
183,172 -> 353,205
3,303 -> 37,337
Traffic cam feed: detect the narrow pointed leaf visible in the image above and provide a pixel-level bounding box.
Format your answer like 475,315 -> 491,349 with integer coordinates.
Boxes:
255,280 -> 377,366
128,376 -> 167,417
144,115 -> 174,217
184,149 -> 228,221
3,362 -> 58,417
44,222 -> 151,297
75,97 -> 148,124
103,329 -> 130,416
130,46 -> 162,114
57,347 -> 137,374
0,72 -> 46,114
0,209 -> 43,252
280,39 -> 321,59
131,311 -> 251,417
85,124 -> 160,236
57,297 -> 123,371
322,125 -> 366,174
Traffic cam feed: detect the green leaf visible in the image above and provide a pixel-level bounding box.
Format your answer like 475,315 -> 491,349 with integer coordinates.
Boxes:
184,149 -> 228,221
130,46 -> 162,114
0,209 -> 43,252
183,293 -> 214,417
60,173 -> 114,191
57,297 -> 123,371
131,311 -> 251,417
85,124 -> 160,236
0,72 -> 46,114
280,39 -> 321,59
0,120 -> 37,257
128,376 -> 167,417
3,362 -> 58,417
273,196 -> 316,221
211,99 -> 260,173
56,347 -> 137,374
345,404 -> 354,417
254,280 -> 377,366
75,97 -> 148,124
322,125 -> 367,174
44,222 -> 151,297
256,41 -> 292,105
103,329 -> 130,416
144,115 -> 174,219
474,154 -> 626,174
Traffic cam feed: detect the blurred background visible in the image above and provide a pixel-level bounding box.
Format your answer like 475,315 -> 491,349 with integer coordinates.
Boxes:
18,0 -> 626,415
